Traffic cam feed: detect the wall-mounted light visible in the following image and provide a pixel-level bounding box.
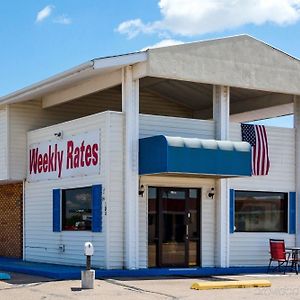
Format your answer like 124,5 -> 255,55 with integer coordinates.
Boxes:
54,131 -> 63,140
139,185 -> 145,197
208,187 -> 215,199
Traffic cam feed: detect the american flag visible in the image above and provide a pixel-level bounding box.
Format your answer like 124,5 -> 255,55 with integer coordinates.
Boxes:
241,124 -> 270,176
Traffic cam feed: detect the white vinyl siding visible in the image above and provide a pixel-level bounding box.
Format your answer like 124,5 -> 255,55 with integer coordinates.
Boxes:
8,94 -> 123,181
0,106 -> 8,180
230,123 -> 295,192
19,109 -> 298,268
25,111 -> 124,268
139,115 -> 216,267
229,123 -> 295,266
140,114 -> 215,139
9,100 -> 115,181
139,115 -> 295,267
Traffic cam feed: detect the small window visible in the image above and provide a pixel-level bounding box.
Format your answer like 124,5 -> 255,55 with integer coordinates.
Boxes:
62,187 -> 92,231
235,191 -> 288,232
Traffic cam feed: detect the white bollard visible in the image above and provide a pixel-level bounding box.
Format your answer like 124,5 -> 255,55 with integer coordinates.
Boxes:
81,270 -> 95,289
81,242 -> 95,289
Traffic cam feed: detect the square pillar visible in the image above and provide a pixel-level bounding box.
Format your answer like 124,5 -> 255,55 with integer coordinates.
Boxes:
122,66 -> 139,269
213,85 -> 230,267
294,96 -> 300,246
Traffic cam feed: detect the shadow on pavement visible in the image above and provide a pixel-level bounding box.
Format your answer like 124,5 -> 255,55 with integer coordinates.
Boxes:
0,271 -> 56,285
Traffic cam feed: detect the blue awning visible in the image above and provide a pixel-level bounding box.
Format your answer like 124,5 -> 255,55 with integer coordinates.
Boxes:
139,135 -> 252,177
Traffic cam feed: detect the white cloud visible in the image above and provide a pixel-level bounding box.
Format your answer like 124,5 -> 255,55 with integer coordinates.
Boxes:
116,18 -> 157,39
53,15 -> 72,25
36,5 -> 54,23
141,39 -> 184,51
117,0 -> 300,38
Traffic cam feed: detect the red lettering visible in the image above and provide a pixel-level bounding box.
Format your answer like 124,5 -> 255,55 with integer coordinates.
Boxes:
37,154 -> 43,173
48,145 -> 55,172
92,144 -> 99,165
80,141 -> 85,167
43,153 -> 48,172
74,147 -> 80,168
85,144 -> 92,166
57,150 -> 64,178
29,148 -> 38,174
66,141 -> 74,169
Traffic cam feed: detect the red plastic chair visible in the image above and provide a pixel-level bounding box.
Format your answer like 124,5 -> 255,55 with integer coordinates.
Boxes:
267,239 -> 290,274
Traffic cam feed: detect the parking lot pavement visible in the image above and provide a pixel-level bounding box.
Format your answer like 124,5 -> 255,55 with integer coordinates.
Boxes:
1,272 -> 300,300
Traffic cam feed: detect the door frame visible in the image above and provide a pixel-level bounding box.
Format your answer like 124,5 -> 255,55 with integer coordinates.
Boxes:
148,186 -> 202,268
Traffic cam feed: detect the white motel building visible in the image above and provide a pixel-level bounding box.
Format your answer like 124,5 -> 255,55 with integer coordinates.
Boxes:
0,35 -> 300,270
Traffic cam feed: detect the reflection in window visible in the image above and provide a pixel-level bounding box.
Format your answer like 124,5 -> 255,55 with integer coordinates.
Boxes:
235,191 -> 288,232
62,187 -> 92,231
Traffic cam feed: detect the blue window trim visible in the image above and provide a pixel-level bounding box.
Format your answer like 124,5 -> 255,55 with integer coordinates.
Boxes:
289,192 -> 296,234
53,189 -> 61,232
229,189 -> 235,234
53,185 -> 102,233
92,185 -> 102,232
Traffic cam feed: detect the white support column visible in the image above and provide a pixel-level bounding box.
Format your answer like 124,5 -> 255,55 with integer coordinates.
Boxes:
294,96 -> 300,246
213,85 -> 230,268
122,66 -> 139,269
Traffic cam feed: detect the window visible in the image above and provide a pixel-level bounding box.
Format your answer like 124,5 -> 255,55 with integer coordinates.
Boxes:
62,187 -> 92,231
235,191 -> 288,232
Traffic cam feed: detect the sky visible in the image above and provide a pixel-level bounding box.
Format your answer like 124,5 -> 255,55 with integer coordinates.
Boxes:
1,0 -> 300,127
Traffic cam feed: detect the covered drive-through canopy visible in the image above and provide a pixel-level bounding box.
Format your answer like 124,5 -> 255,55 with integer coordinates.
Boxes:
139,135 -> 252,177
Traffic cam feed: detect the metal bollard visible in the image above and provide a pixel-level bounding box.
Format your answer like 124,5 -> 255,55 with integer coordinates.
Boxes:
81,242 -> 95,289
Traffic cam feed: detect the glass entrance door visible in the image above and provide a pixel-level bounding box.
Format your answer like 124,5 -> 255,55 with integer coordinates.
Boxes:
148,187 -> 201,268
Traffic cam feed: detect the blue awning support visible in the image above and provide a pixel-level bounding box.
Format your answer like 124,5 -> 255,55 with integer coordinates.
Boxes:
139,135 -> 252,177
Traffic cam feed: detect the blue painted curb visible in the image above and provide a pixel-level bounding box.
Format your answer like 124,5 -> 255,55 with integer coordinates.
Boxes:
0,273 -> 11,280
0,257 -> 273,280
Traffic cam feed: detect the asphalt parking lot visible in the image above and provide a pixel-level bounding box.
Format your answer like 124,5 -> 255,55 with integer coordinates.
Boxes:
1,271 -> 300,300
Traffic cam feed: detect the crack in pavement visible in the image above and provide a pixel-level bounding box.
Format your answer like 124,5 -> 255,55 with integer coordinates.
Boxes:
104,279 -> 179,299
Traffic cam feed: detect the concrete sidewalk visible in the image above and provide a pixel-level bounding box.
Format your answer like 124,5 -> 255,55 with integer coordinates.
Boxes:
1,271 -> 300,299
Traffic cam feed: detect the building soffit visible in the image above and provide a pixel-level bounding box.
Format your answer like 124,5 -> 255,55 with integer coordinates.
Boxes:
1,35 -> 300,111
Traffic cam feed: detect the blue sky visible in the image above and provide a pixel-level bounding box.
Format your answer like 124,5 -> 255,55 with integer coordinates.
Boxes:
1,0 -> 300,127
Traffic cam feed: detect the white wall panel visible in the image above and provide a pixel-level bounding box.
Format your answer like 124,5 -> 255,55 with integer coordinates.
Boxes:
8,95 -> 122,181
230,123 -> 295,192
140,114 -> 215,139
0,106 -> 8,180
25,111 -> 124,268
16,108 -> 298,268
229,122 -> 295,266
139,116 -> 296,267
230,233 -> 295,266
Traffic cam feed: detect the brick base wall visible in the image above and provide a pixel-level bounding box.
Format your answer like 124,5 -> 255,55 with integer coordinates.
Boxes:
0,183 -> 23,258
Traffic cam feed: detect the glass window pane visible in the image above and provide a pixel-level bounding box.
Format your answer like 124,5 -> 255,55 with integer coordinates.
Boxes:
189,189 -> 197,199
148,187 -> 157,199
62,187 -> 92,231
235,191 -> 288,232
148,187 -> 157,267
162,190 -> 185,199
189,241 -> 198,266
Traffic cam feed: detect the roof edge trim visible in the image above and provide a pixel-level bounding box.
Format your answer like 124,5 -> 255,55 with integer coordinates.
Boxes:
93,51 -> 147,69
0,61 -> 94,105
0,51 -> 148,105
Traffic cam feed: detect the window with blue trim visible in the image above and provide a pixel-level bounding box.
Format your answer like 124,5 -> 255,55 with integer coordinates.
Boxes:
234,191 -> 288,233
62,187 -> 92,231
53,185 -> 102,232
